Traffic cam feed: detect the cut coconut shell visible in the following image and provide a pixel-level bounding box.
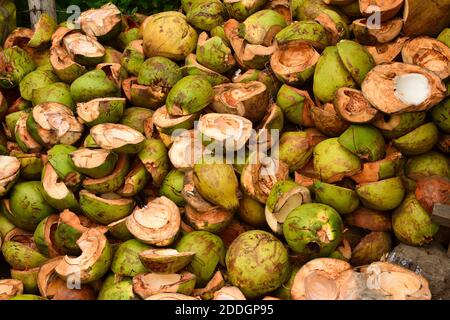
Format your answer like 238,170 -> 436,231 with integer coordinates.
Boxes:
334,87 -> 378,123
198,113 -> 253,151
126,196 -> 180,246
352,18 -> 403,45
291,258 -> 353,300
0,156 -> 20,197
132,272 -> 196,299
193,270 -> 225,300
168,130 -> 204,171
145,293 -> 199,300
345,207 -> 392,231
182,170 -> 217,213
359,0 -> 404,22
185,204 -> 234,233
213,286 -> 247,300
415,176 -> 450,214
152,106 -> 197,135
62,32 -> 105,66
211,81 -> 269,122
310,103 -> 350,137
79,3 -> 122,41
90,123 -> 145,154
240,152 -> 290,204
361,62 -> 446,114
69,148 -> 118,179
403,0 -> 450,37
139,249 -> 195,274
0,279 -> 24,300
365,36 -> 408,65
361,262 -> 431,300
55,227 -> 111,284
401,37 -> 450,80
76,98 -> 126,127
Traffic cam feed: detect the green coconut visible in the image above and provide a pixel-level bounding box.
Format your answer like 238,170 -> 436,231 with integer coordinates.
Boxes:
338,125 -> 386,161
111,239 -> 151,277
313,181 -> 359,214
356,177 -> 405,211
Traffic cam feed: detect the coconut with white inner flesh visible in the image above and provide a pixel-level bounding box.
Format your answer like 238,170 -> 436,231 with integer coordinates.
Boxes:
69,148 -> 118,178
0,156 -> 20,196
132,272 -> 196,299
361,63 -> 446,114
79,3 -> 122,40
139,248 -> 195,274
41,163 -> 78,212
90,123 -> 145,154
126,196 -> 180,246
198,113 -> 253,152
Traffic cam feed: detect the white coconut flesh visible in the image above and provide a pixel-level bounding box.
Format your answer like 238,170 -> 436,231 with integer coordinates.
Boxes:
199,113 -> 252,150
42,164 -> 70,200
91,124 -> 145,149
63,33 -> 105,58
394,73 -> 430,106
0,156 -> 20,182
70,148 -> 112,169
55,228 -> 106,277
126,197 -> 180,244
76,98 -> 123,123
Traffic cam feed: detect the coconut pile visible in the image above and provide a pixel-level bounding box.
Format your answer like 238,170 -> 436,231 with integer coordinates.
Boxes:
0,0 -> 449,300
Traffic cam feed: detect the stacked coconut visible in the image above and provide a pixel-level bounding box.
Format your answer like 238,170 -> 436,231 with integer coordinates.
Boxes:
0,0 -> 449,300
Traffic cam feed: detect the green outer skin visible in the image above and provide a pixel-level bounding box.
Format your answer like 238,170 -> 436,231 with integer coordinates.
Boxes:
181,0 -> 203,12
275,21 -> 329,48
1,198 -> 35,232
240,9 -> 287,45
70,150 -> 118,179
28,13 -> 56,47
9,294 -> 44,300
25,111 -> 48,147
117,27 -> 141,50
183,54 -> 231,86
430,98 -> 450,133
104,47 -> 122,64
313,46 -> 357,102
0,47 -> 36,89
176,231 -> 226,288
98,274 -> 136,300
2,241 -> 48,270
19,70 -> 59,101
393,123 -> 439,156
238,194 -> 266,227
197,36 -> 235,74
405,152 -> 450,181
166,75 -> 214,115
70,69 -> 120,103
120,107 -> 154,133
356,177 -> 405,211
193,162 -> 239,212
313,181 -> 359,215
160,169 -> 186,206
392,194 -> 439,246
142,11 -> 198,61
41,164 -> 80,212
10,268 -> 39,293
8,181 -> 56,231
79,191 -> 135,225
313,138 -> 361,183
121,43 -> 145,76
138,139 -> 169,187
0,131 -> 6,155
376,112 -> 427,139
117,163 -> 150,197
139,252 -> 195,274
187,0 -> 228,31
111,239 -> 152,277
283,203 -> 344,257
210,25 -> 229,45
274,265 -> 300,300
338,125 -> 386,161
74,238 -> 112,284
107,219 -> 134,240
5,111 -> 26,139
31,82 -> 75,110
80,99 -> 125,127
224,0 -> 269,21
83,134 -> 99,148
0,209 -> 15,238
137,56 -> 182,87
279,132 -> 313,172
47,144 -> 80,181
33,215 -> 56,256
266,180 -> 301,214
51,56 -> 87,84
226,230 -> 290,299
322,8 -> 350,41
437,28 -> 450,47
53,223 -> 82,255
340,1 -> 362,17
82,155 -> 130,194
350,232 -> 392,266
